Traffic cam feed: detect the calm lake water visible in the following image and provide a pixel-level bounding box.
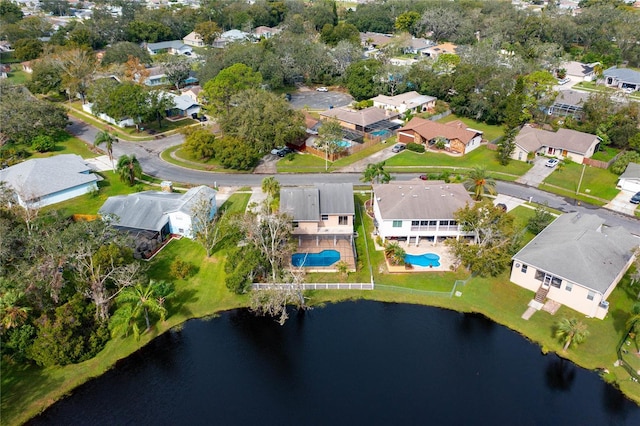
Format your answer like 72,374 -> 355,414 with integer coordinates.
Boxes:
30,301 -> 640,425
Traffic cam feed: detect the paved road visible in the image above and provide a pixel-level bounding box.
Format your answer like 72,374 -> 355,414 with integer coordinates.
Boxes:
68,117 -> 640,234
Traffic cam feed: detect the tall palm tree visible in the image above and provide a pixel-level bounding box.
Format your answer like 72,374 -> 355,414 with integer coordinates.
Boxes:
626,302 -> 640,353
0,290 -> 30,332
555,317 -> 589,352
261,176 -> 281,213
116,154 -> 142,186
94,131 -> 118,170
111,280 -> 173,339
464,166 -> 497,201
361,161 -> 391,205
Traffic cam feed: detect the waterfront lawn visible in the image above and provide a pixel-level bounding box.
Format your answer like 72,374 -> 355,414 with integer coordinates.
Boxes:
438,114 -> 505,142
384,145 -> 531,180
542,162 -> 619,201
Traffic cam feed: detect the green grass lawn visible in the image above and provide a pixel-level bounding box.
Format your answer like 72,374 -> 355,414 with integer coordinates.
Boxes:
439,114 -> 505,142
542,162 -> 619,201
384,145 -> 531,180
29,131 -> 99,159
160,146 -> 242,173
6,69 -> 29,84
591,146 -> 619,162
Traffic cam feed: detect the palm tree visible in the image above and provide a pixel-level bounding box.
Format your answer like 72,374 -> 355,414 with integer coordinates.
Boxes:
93,131 -> 118,171
464,166 -> 497,201
261,176 -> 281,213
110,280 -> 174,339
626,302 -> 640,353
116,154 -> 142,186
0,290 -> 30,332
555,317 -> 589,352
361,161 -> 391,206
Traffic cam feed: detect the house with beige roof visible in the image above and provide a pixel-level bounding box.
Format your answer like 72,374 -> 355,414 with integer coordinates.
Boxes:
559,61 -> 596,82
372,181 -> 475,246
511,125 -> 600,163
183,31 -> 205,47
319,106 -> 401,134
510,213 -> 638,319
372,91 -> 436,116
423,42 -> 458,59
397,117 -> 483,154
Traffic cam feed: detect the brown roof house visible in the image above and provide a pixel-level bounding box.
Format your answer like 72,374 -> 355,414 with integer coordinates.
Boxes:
511,125 -> 600,163
319,106 -> 400,134
397,117 -> 483,154
372,180 -> 475,246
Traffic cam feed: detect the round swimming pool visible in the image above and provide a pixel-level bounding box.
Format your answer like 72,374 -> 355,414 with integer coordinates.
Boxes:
292,250 -> 340,267
404,253 -> 441,267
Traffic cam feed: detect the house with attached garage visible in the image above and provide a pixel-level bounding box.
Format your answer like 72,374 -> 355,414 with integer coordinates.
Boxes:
396,117 -> 483,155
0,155 -> 101,208
510,212 -> 638,319
371,91 -> 437,116
144,40 -> 192,56
617,162 -> 640,192
511,125 -> 600,163
602,67 -> 640,92
99,186 -> 216,257
372,180 -> 475,246
279,183 -> 356,270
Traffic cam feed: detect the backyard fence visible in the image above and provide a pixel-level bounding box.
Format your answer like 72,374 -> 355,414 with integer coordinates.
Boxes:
375,278 -> 467,298
252,282 -> 373,290
428,110 -> 452,122
616,329 -> 640,383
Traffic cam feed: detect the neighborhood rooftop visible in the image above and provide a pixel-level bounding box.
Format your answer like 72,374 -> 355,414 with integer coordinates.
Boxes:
320,106 -> 399,127
398,117 -> 481,144
371,91 -> 436,110
280,183 -> 354,222
603,66 -> 640,85
512,212 -> 638,294
515,126 -> 599,155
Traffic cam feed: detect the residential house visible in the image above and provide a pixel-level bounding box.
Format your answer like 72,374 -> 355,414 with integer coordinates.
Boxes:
547,89 -> 590,118
252,26 -> 280,40
0,154 -> 101,208
372,180 -> 475,245
510,213 -> 638,319
280,183 -> 356,269
360,32 -> 394,50
397,117 -> 483,155
82,103 -> 135,128
403,37 -> 434,56
617,162 -> 640,192
181,85 -> 202,103
0,63 -> 9,79
422,42 -> 458,59
142,66 -> 167,87
511,125 -> 600,163
372,91 -> 436,116
99,185 -> 217,242
319,106 -> 401,135
144,40 -> 192,56
21,60 -> 33,74
166,92 -> 200,118
559,61 -> 596,82
183,31 -> 205,47
602,67 -> 640,91
213,30 -> 249,48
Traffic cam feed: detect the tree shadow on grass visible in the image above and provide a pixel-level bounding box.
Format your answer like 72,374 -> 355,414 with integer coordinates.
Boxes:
169,288 -> 198,318
611,308 -> 631,334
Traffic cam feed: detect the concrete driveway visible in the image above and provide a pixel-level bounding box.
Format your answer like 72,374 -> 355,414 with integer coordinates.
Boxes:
516,157 -> 557,186
604,189 -> 639,216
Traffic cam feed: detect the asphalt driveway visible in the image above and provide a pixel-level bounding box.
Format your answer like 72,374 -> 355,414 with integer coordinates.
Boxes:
288,89 -> 353,110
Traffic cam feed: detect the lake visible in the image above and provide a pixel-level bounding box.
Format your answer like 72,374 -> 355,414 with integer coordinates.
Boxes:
29,301 -> 640,425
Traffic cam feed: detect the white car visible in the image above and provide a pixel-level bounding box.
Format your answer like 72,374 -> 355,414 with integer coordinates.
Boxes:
623,87 -> 634,94
316,87 -> 328,92
545,158 -> 560,168
557,77 -> 571,85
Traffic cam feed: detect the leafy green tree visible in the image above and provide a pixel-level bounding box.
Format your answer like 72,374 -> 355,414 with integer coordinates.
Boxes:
31,135 -> 55,153
496,127 -> 518,165
555,317 -> 590,352
194,21 -> 221,45
94,131 -> 118,170
261,176 -> 281,213
320,22 -> 360,47
384,241 -> 406,266
184,128 -> 216,160
27,58 -> 63,95
13,38 -> 43,61
117,154 -> 142,186
0,289 -> 30,332
345,59 -> 381,101
464,166 -> 497,200
101,42 -> 151,66
125,20 -> 173,43
202,63 -> 262,116
626,302 -> 640,353
395,11 -> 421,35
225,246 -> 267,294
418,7 -> 465,43
214,136 -> 260,170
110,280 -> 173,339
40,0 -> 70,16
527,204 -> 554,235
163,57 -> 191,91
0,0 -> 23,24
361,161 -> 391,205
446,201 -> 520,277
610,151 -> 640,175
317,119 -> 346,171
144,90 -> 174,129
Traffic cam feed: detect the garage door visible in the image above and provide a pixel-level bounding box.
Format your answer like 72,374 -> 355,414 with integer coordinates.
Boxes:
621,179 -> 640,193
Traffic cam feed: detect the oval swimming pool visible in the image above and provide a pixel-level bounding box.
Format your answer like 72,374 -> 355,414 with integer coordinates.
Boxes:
292,250 -> 340,267
405,253 -> 441,267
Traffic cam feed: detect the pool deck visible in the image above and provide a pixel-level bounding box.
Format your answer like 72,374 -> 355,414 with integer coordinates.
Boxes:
294,239 -> 356,272
377,237 -> 456,272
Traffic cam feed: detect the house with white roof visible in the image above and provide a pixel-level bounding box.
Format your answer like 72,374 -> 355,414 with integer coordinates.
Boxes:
213,30 -> 249,48
372,181 -> 475,246
144,40 -> 192,56
510,213 -> 638,319
602,67 -> 640,91
165,92 -> 200,118
511,125 -> 600,163
371,91 -> 436,116
0,155 -> 100,208
99,186 -> 217,240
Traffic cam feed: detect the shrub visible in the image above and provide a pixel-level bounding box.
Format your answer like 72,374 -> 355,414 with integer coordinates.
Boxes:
353,99 -> 373,110
610,151 -> 640,175
406,142 -> 425,153
31,135 -> 56,152
170,258 -> 193,279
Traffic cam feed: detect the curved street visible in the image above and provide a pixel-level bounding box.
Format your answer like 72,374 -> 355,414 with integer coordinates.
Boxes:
68,117 -> 640,235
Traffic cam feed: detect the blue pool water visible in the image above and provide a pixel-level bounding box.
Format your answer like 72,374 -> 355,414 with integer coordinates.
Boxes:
292,250 -> 340,267
337,140 -> 352,148
370,130 -> 389,137
405,253 -> 441,267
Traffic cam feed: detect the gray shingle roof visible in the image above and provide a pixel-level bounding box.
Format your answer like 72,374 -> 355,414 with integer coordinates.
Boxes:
99,186 -> 216,232
514,126 -> 599,155
603,67 -> 640,85
317,183 -> 354,215
373,181 -> 473,220
280,183 -> 354,221
620,162 -> 640,180
0,154 -> 99,201
512,213 -> 639,294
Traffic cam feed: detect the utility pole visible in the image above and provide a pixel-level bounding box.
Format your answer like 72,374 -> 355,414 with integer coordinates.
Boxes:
576,163 -> 586,195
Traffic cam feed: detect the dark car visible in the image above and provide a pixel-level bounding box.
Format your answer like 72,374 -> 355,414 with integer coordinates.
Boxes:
277,147 -> 293,157
419,174 -> 428,180
284,93 -> 292,101
630,192 -> 640,204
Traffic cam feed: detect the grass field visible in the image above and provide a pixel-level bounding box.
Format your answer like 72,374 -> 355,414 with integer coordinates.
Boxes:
29,131 -> 99,160
439,114 -> 505,142
6,69 -> 29,84
543,162 -> 619,201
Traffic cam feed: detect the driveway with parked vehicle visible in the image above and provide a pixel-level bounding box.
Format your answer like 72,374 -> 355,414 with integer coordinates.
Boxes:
516,156 -> 558,186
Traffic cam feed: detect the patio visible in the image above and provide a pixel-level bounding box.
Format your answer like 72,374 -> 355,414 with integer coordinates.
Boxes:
293,237 -> 356,272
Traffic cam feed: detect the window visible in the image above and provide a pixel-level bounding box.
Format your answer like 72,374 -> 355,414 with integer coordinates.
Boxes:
392,220 -> 402,228
429,220 -> 437,226
420,220 -> 429,226
321,214 -> 328,221
565,283 -> 572,292
339,216 -> 348,225
587,291 -> 595,301
450,220 -> 457,226
551,277 -> 562,288
292,221 -> 299,228
521,264 -> 527,274
411,220 -> 420,226
439,220 -> 449,226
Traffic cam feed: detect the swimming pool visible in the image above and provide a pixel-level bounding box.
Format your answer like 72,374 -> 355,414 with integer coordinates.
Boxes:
337,140 -> 352,148
292,250 -> 341,267
404,253 -> 441,267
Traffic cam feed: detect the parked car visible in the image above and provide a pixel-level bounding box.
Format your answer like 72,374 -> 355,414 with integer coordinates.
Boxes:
545,158 -> 560,168
419,174 -> 428,180
623,87 -> 634,94
391,144 -> 406,153
316,87 -> 328,92
277,147 -> 293,157
271,146 -> 285,155
558,77 -> 571,85
284,93 -> 292,101
631,192 -> 640,204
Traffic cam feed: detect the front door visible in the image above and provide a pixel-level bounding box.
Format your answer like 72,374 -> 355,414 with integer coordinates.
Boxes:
542,274 -> 552,288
